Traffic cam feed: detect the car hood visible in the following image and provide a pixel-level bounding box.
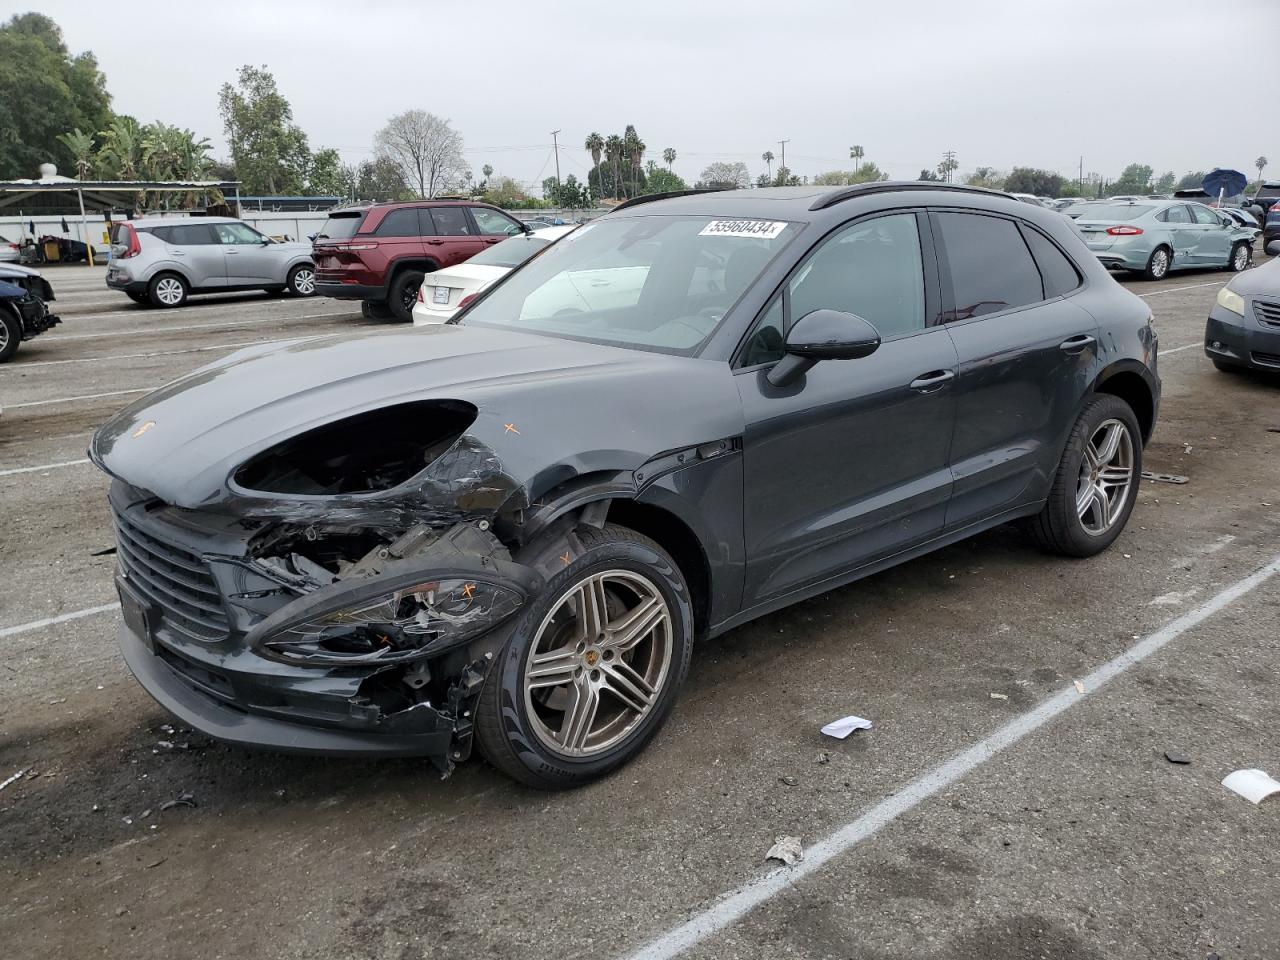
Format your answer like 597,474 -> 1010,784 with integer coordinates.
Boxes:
91,324 -> 743,523
1228,255 -> 1280,296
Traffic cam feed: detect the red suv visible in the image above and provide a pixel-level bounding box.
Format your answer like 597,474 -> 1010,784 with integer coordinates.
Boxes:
313,200 -> 528,320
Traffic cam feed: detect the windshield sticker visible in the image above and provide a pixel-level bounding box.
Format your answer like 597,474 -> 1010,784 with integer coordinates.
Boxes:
699,220 -> 788,240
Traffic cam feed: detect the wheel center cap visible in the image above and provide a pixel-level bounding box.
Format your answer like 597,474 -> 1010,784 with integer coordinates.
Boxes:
584,649 -> 601,667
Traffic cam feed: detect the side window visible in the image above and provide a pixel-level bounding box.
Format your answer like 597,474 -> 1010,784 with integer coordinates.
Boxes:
1190,205 -> 1220,225
169,224 -> 216,245
214,222 -> 264,245
738,297 -> 785,367
1158,205 -> 1190,224
375,208 -> 425,237
935,212 -> 1042,319
787,212 -> 925,339
428,207 -> 474,236
1021,227 -> 1081,298
471,207 -> 523,236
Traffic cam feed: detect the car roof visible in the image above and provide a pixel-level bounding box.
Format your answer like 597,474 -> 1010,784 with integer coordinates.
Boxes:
604,182 -> 1018,223
130,216 -> 243,228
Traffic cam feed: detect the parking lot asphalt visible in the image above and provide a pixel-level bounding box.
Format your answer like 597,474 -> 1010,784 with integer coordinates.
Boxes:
1,258 -> 1277,960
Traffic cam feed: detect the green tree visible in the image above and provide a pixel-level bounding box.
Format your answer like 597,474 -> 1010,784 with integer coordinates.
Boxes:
849,144 -> 864,177
1003,167 -> 1065,195
761,150 -> 774,181
811,163 -> 888,186
97,116 -> 143,179
584,133 -> 604,196
917,168 -> 942,182
1153,170 -> 1176,194
355,156 -> 409,200
484,175 -> 529,208
643,160 -> 687,194
1109,163 -> 1153,195
964,166 -> 1006,190
662,147 -> 676,170
306,147 -> 347,196
1175,170 -> 1206,191
217,64 -> 311,194
604,134 -> 625,198
57,128 -> 95,178
481,163 -> 493,189
0,13 -> 112,178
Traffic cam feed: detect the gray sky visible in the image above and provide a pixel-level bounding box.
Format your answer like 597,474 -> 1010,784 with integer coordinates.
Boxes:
33,0 -> 1277,189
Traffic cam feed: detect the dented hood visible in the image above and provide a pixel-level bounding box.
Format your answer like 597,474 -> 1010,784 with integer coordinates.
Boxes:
91,323 -> 743,515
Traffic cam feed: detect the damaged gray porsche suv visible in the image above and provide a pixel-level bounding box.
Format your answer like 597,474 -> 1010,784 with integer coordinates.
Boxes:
92,184 -> 1160,787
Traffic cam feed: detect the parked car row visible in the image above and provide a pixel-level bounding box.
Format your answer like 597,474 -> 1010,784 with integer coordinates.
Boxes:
1069,199 -> 1256,279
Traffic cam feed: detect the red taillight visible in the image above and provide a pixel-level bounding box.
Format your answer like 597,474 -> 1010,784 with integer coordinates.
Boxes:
1270,202 -> 1280,212
6,243 -> 16,251
117,224 -> 141,258
457,293 -> 478,311
1106,225 -> 1143,236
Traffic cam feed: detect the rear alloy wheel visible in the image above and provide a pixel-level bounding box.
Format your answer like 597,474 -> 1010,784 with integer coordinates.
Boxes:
1228,242 -> 1251,273
287,263 -> 317,296
1143,246 -> 1171,280
389,269 -> 426,322
0,309 -> 21,362
147,272 -> 188,308
1029,395 -> 1142,557
475,523 -> 693,788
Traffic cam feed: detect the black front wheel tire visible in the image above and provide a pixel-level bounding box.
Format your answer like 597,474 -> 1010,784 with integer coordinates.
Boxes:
388,269 -> 425,322
475,523 -> 693,789
0,309 -> 21,362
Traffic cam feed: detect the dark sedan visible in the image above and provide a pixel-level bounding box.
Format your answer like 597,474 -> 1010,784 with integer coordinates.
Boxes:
91,184 -> 1160,787
1205,255 -> 1280,373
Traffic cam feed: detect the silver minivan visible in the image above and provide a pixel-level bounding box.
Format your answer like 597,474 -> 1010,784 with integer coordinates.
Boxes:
106,217 -> 316,307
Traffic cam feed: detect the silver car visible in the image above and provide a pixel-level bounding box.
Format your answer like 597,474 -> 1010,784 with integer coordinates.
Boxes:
1071,200 -> 1256,280
106,217 -> 316,307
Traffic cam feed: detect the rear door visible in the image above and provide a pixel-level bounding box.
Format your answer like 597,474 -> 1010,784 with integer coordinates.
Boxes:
932,211 -> 1098,528
426,207 -> 485,267
1154,203 -> 1196,265
160,223 -> 226,289
469,206 -> 526,248
1188,203 -> 1231,265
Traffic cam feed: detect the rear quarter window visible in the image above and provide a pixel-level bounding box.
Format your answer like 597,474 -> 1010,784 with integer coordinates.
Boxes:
1021,227 -> 1081,298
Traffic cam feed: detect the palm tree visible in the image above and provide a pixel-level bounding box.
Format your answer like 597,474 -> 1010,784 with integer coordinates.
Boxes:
605,134 -> 624,199
98,117 -> 143,180
849,145 -> 864,177
585,132 -> 604,196
1257,156 -> 1268,184
621,126 -> 639,198
762,150 -> 774,181
631,137 -> 646,196
481,163 -> 493,188
663,147 -> 676,171
57,128 -> 96,179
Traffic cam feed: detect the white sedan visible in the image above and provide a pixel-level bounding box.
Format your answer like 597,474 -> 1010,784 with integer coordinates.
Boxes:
412,224 -> 577,325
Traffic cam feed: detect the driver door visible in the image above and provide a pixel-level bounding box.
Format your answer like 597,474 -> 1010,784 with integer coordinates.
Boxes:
735,211 -> 959,606
214,221 -> 277,284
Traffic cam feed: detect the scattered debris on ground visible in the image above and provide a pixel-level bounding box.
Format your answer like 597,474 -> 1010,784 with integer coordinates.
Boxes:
160,792 -> 197,811
820,715 -> 873,739
1222,769 -> 1280,805
765,836 -> 803,866
990,692 -> 1009,701
1073,680 -> 1086,694
1164,752 -> 1191,765
1141,471 -> 1189,484
0,768 -> 27,792
778,776 -> 798,787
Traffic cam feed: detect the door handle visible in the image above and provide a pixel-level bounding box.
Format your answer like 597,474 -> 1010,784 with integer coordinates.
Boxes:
426,239 -> 445,245
909,370 -> 955,393
225,249 -> 239,255
171,250 -> 185,256
1059,334 -> 1096,354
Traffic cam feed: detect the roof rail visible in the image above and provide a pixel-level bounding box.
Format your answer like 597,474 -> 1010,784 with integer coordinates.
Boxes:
611,188 -> 728,211
809,181 -> 1015,211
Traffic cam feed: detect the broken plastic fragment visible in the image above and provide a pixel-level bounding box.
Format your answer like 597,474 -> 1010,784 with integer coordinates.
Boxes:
765,836 -> 803,866
821,715 -> 872,739
1073,680 -> 1086,694
989,693 -> 1009,701
1222,769 -> 1280,805
0,769 -> 26,792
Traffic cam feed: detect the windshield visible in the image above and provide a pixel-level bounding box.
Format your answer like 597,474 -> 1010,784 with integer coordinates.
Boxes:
1076,203 -> 1152,221
460,215 -> 798,355
467,233 -> 554,269
316,211 -> 365,240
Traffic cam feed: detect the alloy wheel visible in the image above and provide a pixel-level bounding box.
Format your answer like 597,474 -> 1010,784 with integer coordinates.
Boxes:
523,569 -> 673,758
155,277 -> 184,305
0,320 -> 8,352
1232,245 -> 1249,271
293,268 -> 316,295
1076,418 -> 1134,536
1151,249 -> 1169,278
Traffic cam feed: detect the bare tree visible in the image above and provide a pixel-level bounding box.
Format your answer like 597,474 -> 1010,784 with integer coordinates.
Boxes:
373,110 -> 468,199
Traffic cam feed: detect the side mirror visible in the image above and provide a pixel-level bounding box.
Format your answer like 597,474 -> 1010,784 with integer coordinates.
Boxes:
767,309 -> 881,387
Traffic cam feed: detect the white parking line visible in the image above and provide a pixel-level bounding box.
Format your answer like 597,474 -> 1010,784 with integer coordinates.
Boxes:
624,552 -> 1280,960
43,310 -> 356,341
4,335 -> 320,369
1162,341 -> 1202,355
0,458 -> 90,477
1138,279 -> 1227,298
0,602 -> 120,640
7,387 -> 154,409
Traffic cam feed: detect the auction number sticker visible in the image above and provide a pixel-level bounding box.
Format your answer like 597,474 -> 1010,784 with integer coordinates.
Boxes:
699,219 -> 788,239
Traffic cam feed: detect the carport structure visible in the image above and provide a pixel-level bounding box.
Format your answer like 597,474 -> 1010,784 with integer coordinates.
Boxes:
0,164 -> 241,265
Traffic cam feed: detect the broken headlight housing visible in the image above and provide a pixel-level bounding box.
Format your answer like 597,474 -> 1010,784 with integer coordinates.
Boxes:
247,565 -> 530,666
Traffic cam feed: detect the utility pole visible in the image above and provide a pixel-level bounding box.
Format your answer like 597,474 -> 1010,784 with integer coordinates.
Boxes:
551,130 -> 562,189
941,150 -> 957,183
779,139 -> 789,180
1079,156 -> 1084,192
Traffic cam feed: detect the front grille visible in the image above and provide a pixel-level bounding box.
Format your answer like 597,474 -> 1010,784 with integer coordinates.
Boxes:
1254,300 -> 1280,329
1250,351 -> 1280,368
113,507 -> 230,642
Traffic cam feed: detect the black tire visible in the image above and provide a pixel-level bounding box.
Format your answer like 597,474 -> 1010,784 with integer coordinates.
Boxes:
1227,242 -> 1251,273
475,523 -> 694,789
126,291 -> 149,305
1143,246 -> 1171,280
388,269 -> 425,322
0,308 -> 21,363
1029,394 -> 1143,558
360,299 -> 395,321
147,272 -> 188,308
286,263 -> 317,296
